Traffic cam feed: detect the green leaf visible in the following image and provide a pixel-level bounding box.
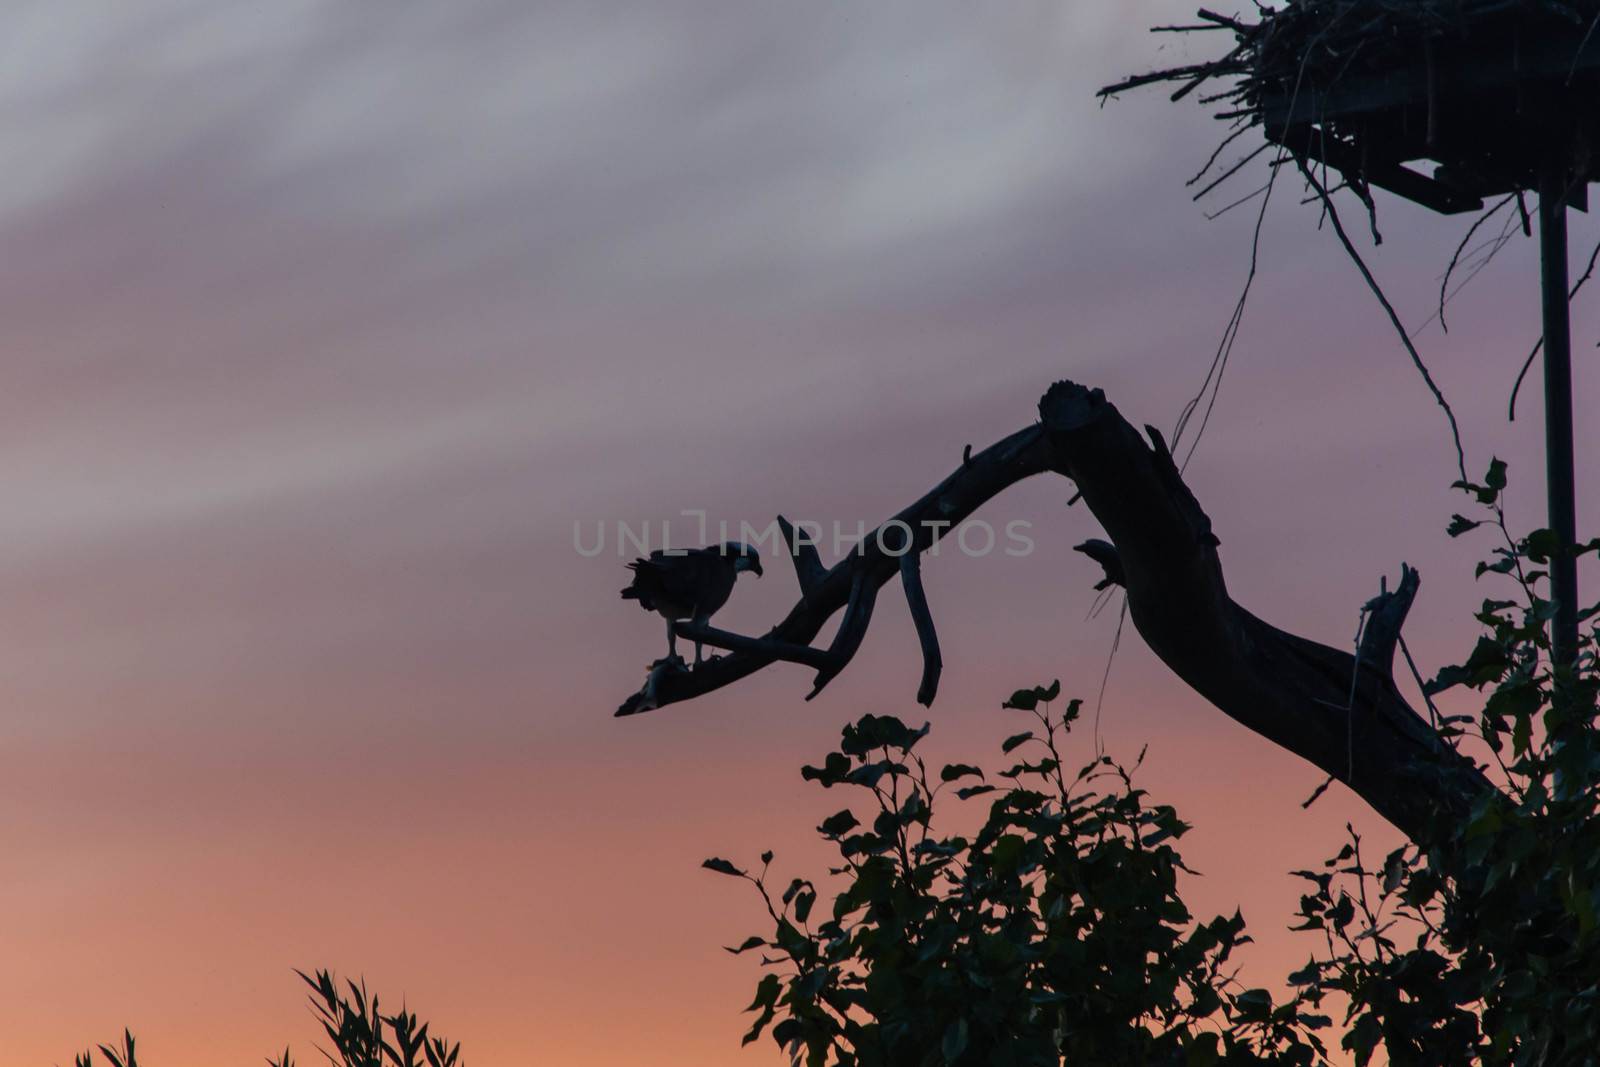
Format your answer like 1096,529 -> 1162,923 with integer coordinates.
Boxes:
741,974 -> 781,1045
990,833 -> 1027,872
1002,688 -> 1038,710
1381,849 -> 1408,895
1233,988 -> 1272,1019
1523,527 -> 1561,562
1185,1033 -> 1221,1067
819,810 -> 860,837
1511,713 -> 1532,757
1485,457 -> 1507,491
1475,554 -> 1518,577
845,762 -> 892,788
1001,731 -> 1034,754
1427,636 -> 1510,695
941,1018 -> 969,1063
840,714 -> 930,756
801,752 -> 851,787
1424,665 -> 1471,695
1485,679 -> 1542,721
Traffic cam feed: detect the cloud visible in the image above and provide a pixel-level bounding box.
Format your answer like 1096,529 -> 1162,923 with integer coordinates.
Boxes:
0,1 -> 1217,562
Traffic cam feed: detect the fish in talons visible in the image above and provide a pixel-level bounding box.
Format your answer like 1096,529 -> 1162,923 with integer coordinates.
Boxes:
621,542 -> 763,668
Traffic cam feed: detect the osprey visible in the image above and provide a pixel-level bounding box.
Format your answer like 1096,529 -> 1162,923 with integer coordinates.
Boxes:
621,542 -> 763,664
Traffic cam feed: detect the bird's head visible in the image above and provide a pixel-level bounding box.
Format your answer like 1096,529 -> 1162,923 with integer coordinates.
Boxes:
723,541 -> 764,577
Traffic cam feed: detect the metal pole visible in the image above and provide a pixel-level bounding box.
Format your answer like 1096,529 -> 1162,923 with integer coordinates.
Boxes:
1538,167 -> 1579,669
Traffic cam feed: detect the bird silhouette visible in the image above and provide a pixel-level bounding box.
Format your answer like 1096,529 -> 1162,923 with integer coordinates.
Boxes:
621,542 -> 763,664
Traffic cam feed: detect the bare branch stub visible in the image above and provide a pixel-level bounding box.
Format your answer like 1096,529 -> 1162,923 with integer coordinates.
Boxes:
615,380 -> 1493,847
1360,563 -> 1422,677
899,551 -> 942,707
1074,539 -> 1125,591
805,571 -> 880,700
778,515 -> 826,597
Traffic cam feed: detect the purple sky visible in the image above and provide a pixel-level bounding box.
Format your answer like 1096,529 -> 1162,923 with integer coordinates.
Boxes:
0,3 -> 1595,1064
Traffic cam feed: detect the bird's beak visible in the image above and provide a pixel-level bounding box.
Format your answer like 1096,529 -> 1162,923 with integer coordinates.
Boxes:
753,560 -> 764,577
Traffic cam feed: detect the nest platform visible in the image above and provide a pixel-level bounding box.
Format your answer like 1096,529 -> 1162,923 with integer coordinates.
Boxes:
1110,1 -> 1600,213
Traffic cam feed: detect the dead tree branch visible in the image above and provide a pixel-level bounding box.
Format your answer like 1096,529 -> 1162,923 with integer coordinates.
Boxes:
616,381 -> 1493,846
616,423 -> 1054,717
899,552 -> 942,707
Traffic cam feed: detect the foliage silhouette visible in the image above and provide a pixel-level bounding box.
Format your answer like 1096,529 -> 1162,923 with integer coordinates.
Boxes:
75,1030 -> 139,1067
69,970 -> 461,1067
709,691 -> 1328,1066
1280,466 -> 1600,1067
714,467 -> 1600,1066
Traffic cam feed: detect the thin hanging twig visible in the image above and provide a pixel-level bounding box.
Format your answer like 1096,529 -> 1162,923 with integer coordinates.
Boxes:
1297,159 -> 1469,483
1510,230 -> 1600,420
1172,155 -> 1283,469
1438,194 -> 1516,333
1093,595 -> 1128,758
1406,207 -> 1522,343
1398,633 -> 1447,741
1170,23 -> 1330,471
1192,142 -> 1274,202
1188,122 -> 1253,187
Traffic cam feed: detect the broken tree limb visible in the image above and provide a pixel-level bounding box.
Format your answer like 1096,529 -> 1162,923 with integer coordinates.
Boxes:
899,551 -> 943,707
614,423 -> 1054,719
1073,539 -> 1125,591
807,571 -> 880,700
616,381 -> 1493,846
670,621 -> 833,670
1360,564 -> 1421,676
1036,381 -> 1490,839
778,515 -> 827,597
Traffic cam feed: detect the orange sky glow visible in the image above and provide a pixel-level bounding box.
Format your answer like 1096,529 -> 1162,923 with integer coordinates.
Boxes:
0,3 -> 1596,1065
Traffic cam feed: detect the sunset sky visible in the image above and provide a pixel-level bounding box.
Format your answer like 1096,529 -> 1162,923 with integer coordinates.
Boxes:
1,2 -> 1596,1064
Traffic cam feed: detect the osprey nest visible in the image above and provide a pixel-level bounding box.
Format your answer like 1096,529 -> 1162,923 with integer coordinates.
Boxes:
1104,1 -> 1600,214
